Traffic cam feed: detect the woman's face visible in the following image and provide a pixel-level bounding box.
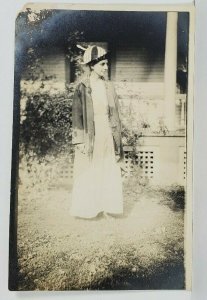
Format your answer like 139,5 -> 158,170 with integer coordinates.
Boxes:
91,59 -> 108,78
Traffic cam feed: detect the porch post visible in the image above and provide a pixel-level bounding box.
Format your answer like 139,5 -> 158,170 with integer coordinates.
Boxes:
164,12 -> 178,131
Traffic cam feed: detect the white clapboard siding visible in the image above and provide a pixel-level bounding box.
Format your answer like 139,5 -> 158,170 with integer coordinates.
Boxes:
40,48 -> 68,82
112,45 -> 164,82
22,47 -> 69,82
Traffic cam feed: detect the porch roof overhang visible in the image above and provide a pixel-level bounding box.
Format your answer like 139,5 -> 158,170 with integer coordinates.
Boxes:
16,10 -> 188,61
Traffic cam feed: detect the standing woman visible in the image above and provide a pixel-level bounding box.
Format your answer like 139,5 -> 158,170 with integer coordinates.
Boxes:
70,45 -> 124,219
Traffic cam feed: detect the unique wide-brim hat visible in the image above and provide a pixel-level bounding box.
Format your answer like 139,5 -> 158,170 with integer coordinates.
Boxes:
77,45 -> 108,65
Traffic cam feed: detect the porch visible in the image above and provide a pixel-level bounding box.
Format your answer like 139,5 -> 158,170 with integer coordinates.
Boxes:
20,10 -> 188,186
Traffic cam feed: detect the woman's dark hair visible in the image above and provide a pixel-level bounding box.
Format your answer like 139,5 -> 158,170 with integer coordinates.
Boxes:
87,53 -> 109,69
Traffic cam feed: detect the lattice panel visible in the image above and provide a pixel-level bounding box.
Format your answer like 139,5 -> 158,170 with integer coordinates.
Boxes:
46,144 -> 187,187
48,157 -> 74,189
184,151 -> 187,180
58,163 -> 74,180
124,150 -> 155,179
178,147 -> 187,184
56,152 -> 156,179
53,150 -> 155,182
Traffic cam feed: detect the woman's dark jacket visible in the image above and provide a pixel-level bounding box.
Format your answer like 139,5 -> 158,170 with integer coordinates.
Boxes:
72,77 -> 124,160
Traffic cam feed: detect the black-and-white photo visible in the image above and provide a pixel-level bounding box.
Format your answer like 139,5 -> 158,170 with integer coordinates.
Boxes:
9,3 -> 194,291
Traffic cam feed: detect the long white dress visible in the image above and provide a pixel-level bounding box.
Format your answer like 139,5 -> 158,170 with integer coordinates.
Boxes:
70,77 -> 123,218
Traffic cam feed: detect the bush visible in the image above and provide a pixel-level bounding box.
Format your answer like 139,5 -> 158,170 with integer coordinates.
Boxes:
158,185 -> 185,211
164,185 -> 185,210
20,81 -> 75,161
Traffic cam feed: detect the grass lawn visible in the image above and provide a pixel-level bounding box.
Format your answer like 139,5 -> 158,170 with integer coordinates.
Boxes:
17,172 -> 185,291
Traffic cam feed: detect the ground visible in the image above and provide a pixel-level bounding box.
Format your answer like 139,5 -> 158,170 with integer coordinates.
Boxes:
17,172 -> 185,291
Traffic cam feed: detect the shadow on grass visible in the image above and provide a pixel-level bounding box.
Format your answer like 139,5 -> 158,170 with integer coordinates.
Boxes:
89,258 -> 185,290
159,185 -> 185,212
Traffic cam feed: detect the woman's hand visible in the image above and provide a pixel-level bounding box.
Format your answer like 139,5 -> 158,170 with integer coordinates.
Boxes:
76,144 -> 86,154
120,163 -> 128,174
117,158 -> 128,173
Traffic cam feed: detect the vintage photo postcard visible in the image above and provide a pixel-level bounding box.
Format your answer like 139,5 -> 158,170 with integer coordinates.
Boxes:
9,3 -> 194,291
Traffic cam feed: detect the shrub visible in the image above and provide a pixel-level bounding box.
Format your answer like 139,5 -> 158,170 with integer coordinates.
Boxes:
20,81 -> 75,161
159,184 -> 185,211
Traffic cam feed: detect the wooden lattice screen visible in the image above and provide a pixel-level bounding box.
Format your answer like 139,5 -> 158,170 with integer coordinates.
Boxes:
47,147 -> 187,188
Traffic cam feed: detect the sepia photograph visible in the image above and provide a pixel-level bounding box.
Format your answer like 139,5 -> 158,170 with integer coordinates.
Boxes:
9,3 -> 194,291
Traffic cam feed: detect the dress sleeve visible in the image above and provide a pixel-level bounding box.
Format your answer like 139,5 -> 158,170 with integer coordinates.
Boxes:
72,86 -> 84,145
113,84 -> 122,132
110,82 -> 124,160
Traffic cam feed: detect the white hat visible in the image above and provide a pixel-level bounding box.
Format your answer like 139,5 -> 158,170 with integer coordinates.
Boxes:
77,45 -> 108,65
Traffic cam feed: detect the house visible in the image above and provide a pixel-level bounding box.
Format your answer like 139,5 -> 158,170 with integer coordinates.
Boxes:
21,10 -> 189,185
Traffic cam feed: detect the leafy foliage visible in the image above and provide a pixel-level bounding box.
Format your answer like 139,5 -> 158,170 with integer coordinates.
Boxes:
121,125 -> 142,166
16,8 -> 85,161
160,185 -> 185,211
20,83 -> 75,161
